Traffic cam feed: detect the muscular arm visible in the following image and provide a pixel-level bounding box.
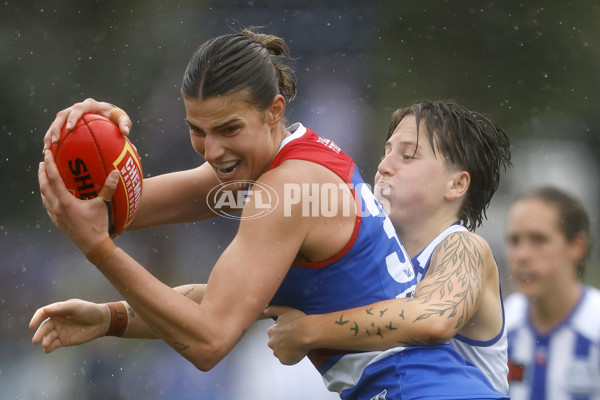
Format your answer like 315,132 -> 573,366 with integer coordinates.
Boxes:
266,232 -> 493,363
122,284 -> 207,338
90,165 -> 316,371
37,149 -> 352,370
122,283 -> 269,338
126,163 -> 224,230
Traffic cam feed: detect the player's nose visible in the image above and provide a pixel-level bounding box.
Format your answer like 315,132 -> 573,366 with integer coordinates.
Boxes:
203,134 -> 226,162
377,154 -> 395,176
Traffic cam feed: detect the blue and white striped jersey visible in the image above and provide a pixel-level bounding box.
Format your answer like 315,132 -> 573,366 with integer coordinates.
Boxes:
413,224 -> 509,394
506,286 -> 600,400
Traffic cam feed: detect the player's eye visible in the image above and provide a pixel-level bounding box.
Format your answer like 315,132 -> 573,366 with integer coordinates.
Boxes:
222,125 -> 240,135
190,128 -> 204,137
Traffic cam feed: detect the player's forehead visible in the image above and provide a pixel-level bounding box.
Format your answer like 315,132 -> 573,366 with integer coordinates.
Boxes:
386,115 -> 431,150
508,198 -> 561,233
183,91 -> 257,128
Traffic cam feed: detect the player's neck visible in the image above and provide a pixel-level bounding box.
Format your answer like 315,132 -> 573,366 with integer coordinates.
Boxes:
397,214 -> 459,257
529,282 -> 583,334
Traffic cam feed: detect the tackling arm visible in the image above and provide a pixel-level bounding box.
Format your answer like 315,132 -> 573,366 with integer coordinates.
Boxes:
266,232 -> 490,363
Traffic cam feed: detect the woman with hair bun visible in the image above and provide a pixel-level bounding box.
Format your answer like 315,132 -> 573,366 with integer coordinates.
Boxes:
32,29 -> 507,399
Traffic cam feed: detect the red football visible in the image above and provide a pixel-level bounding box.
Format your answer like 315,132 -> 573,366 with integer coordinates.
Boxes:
51,113 -> 143,237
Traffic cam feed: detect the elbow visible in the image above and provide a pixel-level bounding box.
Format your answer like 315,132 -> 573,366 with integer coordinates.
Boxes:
194,358 -> 218,372
418,320 -> 457,345
191,348 -> 219,372
184,338 -> 232,372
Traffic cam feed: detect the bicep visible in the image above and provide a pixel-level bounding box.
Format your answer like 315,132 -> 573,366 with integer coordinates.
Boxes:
415,232 -> 487,331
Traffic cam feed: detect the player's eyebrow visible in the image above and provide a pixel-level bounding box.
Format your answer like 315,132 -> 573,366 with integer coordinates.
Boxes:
185,118 -> 242,133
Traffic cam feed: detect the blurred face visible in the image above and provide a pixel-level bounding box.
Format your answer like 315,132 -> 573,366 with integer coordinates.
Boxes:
184,93 -> 281,182
374,115 -> 455,232
506,197 -> 579,300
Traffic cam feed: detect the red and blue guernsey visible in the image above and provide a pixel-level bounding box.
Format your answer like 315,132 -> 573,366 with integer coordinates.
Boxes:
269,124 -> 508,400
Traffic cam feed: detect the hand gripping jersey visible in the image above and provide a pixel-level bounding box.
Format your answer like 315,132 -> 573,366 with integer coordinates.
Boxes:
505,286 -> 600,400
269,124 -> 508,400
412,224 -> 509,394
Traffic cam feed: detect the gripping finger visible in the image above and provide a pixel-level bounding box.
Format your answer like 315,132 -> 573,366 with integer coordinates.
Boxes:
43,110 -> 71,154
98,170 -> 120,202
263,305 -> 290,318
108,108 -> 132,136
42,150 -> 68,195
98,170 -> 120,237
38,161 -> 58,213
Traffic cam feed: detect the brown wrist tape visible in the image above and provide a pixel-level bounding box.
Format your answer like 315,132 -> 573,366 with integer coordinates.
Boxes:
85,237 -> 117,265
105,301 -> 128,337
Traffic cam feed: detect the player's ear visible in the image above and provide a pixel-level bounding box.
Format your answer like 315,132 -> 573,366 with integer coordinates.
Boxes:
446,170 -> 470,201
266,94 -> 286,125
569,232 -> 589,270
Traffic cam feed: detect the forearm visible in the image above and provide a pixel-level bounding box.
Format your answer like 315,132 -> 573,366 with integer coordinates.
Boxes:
305,233 -> 486,352
96,248 -> 231,370
304,298 -> 455,352
121,284 -> 208,339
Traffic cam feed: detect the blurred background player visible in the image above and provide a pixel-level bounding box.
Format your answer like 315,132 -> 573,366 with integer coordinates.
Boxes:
504,186 -> 600,399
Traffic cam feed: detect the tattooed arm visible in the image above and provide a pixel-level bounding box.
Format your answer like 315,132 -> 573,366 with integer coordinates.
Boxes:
266,232 -> 498,365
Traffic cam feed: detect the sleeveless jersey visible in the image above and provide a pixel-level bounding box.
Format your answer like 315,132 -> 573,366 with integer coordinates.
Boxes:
505,286 -> 600,400
269,124 -> 508,399
412,224 -> 509,394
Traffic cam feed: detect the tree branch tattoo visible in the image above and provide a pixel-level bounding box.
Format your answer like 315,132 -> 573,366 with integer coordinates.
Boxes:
330,232 -> 485,346
413,233 -> 484,329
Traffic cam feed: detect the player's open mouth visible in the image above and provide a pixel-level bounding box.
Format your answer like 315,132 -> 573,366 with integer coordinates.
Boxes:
214,161 -> 239,177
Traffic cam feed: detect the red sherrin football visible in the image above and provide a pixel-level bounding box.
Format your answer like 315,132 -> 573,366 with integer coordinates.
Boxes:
51,113 -> 143,237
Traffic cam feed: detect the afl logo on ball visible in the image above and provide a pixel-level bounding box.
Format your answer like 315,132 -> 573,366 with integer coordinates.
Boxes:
207,180 -> 279,220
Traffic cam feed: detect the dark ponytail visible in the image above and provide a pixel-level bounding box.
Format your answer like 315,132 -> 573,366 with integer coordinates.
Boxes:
182,28 -> 296,111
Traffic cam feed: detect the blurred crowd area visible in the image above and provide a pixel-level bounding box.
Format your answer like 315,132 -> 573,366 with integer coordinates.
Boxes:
2,1 -> 599,398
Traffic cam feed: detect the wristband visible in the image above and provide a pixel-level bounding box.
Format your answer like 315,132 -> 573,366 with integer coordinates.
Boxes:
104,301 -> 129,337
85,237 -> 117,265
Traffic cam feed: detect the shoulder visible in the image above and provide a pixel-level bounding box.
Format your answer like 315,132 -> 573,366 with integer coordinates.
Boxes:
571,285 -> 600,339
261,158 -> 335,186
433,231 -> 494,265
443,230 -> 491,249
583,285 -> 600,302
424,231 -> 497,285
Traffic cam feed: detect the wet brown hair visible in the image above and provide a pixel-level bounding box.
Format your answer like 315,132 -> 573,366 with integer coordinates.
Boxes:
181,28 -> 296,112
387,100 -> 512,231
